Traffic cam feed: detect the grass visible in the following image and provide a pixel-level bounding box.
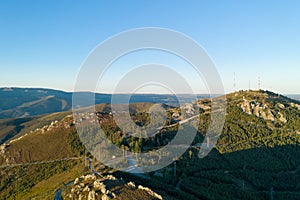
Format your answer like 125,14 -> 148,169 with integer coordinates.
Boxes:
0,126 -> 77,164
18,162 -> 84,200
0,110 -> 71,144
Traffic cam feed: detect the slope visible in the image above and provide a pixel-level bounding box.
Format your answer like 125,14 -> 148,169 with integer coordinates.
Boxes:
0,90 -> 299,199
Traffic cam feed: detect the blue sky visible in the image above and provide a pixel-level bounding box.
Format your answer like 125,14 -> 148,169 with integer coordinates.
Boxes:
0,0 -> 299,94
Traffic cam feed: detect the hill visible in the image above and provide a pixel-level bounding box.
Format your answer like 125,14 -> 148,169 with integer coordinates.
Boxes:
0,88 -> 74,119
216,90 -> 300,153
0,111 -> 71,144
0,90 -> 299,199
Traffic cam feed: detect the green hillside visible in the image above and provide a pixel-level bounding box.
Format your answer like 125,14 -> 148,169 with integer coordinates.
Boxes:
0,90 -> 299,199
0,111 -> 71,144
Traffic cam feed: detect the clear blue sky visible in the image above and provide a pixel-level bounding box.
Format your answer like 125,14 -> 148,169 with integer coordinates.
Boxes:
0,0 -> 299,94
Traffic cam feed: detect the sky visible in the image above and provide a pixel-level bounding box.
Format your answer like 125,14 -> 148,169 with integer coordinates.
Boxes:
0,0 -> 299,94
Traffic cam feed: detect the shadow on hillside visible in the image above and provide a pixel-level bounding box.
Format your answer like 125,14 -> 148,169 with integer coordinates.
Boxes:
0,117 -> 33,144
179,144 -> 300,200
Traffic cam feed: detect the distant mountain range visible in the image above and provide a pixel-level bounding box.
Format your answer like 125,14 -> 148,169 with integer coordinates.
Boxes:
0,87 -> 211,119
287,94 -> 300,101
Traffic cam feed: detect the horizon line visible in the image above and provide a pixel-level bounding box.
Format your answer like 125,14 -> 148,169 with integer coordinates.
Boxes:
1,86 -> 300,95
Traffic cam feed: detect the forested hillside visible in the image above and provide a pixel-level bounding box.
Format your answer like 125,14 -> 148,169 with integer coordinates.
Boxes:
0,90 -> 299,199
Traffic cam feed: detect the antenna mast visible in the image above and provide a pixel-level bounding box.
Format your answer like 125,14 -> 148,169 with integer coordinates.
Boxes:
258,77 -> 261,90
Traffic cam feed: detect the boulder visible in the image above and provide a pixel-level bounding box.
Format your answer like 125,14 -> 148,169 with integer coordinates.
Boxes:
101,194 -> 110,200
127,181 -> 136,188
88,190 -> 96,200
83,185 -> 90,192
74,178 -> 80,185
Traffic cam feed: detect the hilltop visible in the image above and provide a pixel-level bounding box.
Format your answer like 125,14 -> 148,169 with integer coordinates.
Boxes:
217,90 -> 300,153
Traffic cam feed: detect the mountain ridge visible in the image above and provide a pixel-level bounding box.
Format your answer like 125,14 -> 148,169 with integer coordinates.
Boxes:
0,89 -> 299,199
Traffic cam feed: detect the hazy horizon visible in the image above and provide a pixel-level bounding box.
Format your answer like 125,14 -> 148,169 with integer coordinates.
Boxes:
2,86 -> 300,96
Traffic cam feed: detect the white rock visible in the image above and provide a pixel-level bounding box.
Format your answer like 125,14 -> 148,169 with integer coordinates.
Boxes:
138,185 -> 162,200
101,194 -> 110,200
83,185 -> 90,192
127,181 -> 136,188
74,178 -> 79,185
105,175 -> 116,180
88,190 -> 96,200
84,174 -> 97,181
80,183 -> 85,187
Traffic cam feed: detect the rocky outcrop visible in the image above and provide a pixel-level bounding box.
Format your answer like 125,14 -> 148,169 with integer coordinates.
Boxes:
138,185 -> 163,200
198,104 -> 211,111
181,103 -> 196,118
101,194 -> 110,200
240,97 -> 275,121
65,174 -> 162,200
88,190 -> 96,200
239,97 -> 289,123
277,103 -> 285,109
127,181 -> 136,188
67,174 -> 118,199
290,103 -> 300,110
278,112 -> 287,123
0,143 -> 8,155
8,133 -> 28,144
